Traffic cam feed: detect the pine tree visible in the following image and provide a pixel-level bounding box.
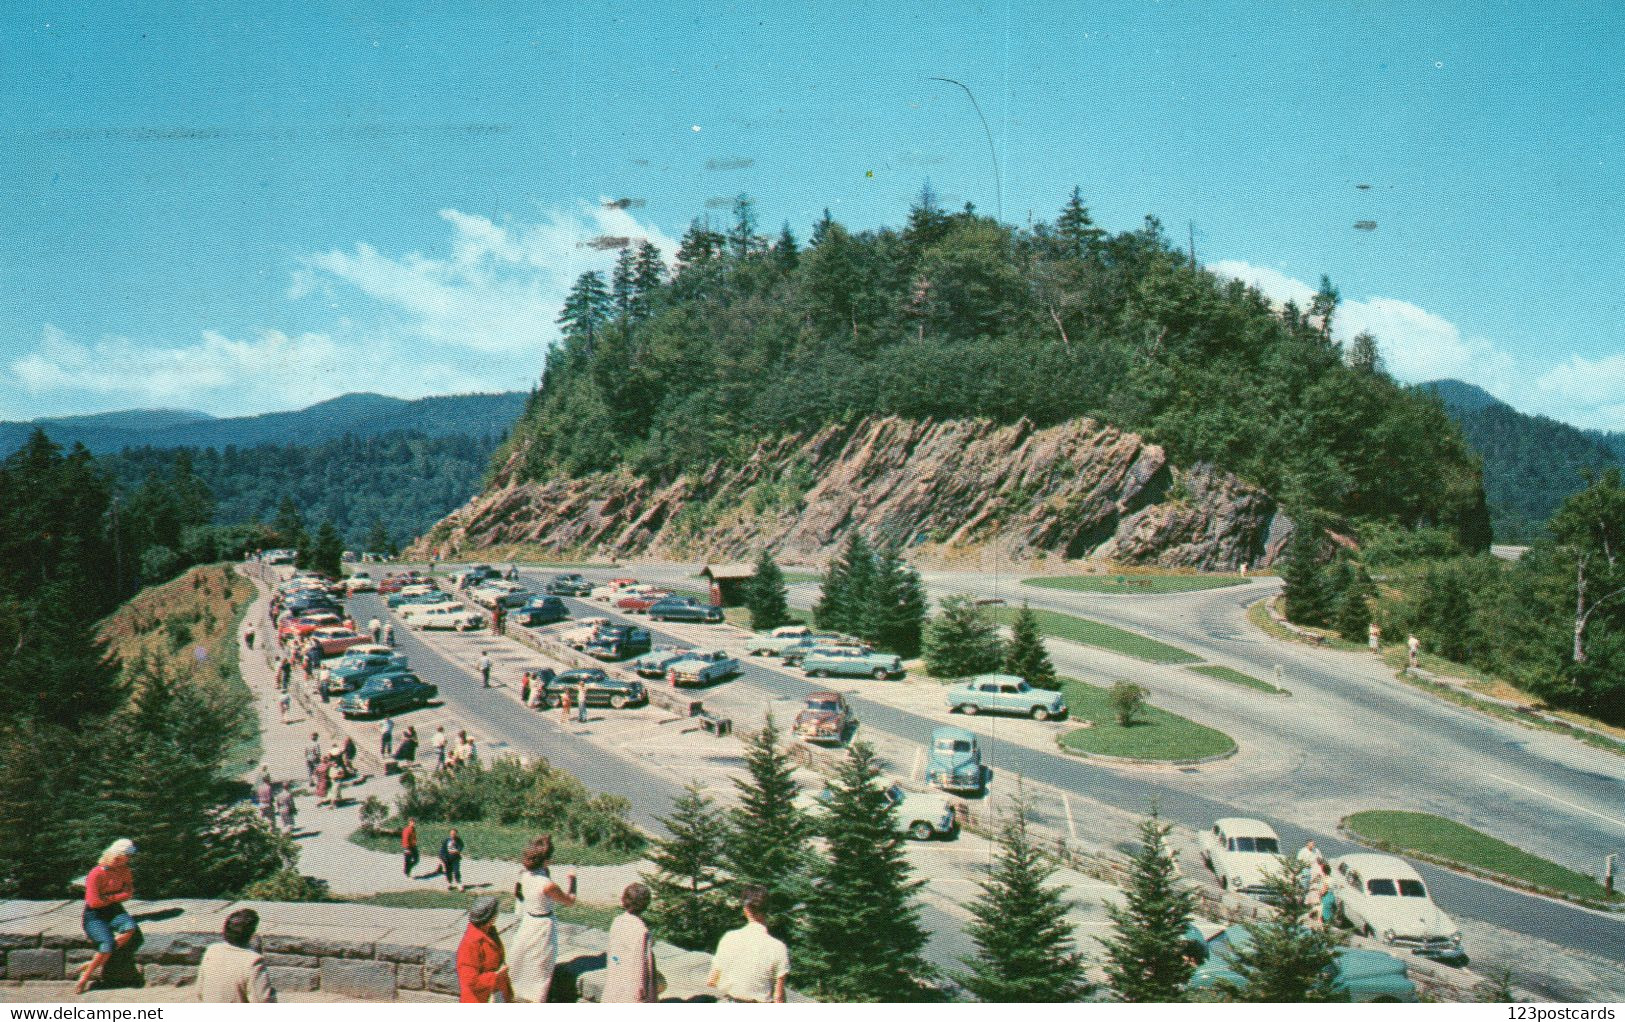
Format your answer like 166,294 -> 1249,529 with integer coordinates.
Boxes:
1281,524 -> 1332,627
864,548 -> 926,656
727,194 -> 761,258
957,793 -> 1090,1002
365,517 -> 395,557
814,532 -> 875,635
304,522 -> 345,578
558,270 -> 612,350
772,222 -> 800,274
1055,186 -> 1106,260
675,218 -> 724,267
924,596 -> 1004,679
725,717 -> 814,931
1003,604 -> 1058,689
1335,567 -> 1373,643
1100,809 -> 1200,1002
610,247 -> 638,319
800,742 -> 935,1001
270,496 -> 308,552
644,782 -> 736,952
1214,860 -> 1345,1002
744,549 -> 792,632
630,241 -> 665,321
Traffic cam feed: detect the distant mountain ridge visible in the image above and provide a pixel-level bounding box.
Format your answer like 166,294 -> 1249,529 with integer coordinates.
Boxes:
0,391 -> 528,455
1418,379 -> 1619,539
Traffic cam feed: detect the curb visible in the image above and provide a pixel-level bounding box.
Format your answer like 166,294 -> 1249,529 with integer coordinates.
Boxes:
1052,735 -> 1238,768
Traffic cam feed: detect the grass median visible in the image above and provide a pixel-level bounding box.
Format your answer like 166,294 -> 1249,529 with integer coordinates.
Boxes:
1188,663 -> 1288,695
1056,678 -> 1236,761
1025,574 -> 1249,595
1342,810 -> 1622,906
992,607 -> 1201,665
349,819 -> 643,868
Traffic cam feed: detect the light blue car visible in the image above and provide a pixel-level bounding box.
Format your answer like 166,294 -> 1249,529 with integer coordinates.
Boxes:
926,726 -> 983,794
945,673 -> 1069,721
802,647 -> 905,680
1188,924 -> 1418,1002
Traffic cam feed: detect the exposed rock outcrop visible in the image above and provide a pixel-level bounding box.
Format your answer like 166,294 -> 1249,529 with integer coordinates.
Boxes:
411,416 -> 1292,570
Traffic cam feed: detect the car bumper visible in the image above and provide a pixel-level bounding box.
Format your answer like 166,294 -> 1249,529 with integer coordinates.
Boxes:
1388,936 -> 1464,958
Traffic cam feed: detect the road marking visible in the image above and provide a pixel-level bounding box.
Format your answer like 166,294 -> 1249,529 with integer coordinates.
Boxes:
1486,772 -> 1625,830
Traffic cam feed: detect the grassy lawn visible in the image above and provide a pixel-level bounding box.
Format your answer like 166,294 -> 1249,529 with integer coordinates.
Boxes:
341,889 -> 621,930
349,819 -> 643,868
1188,663 -> 1288,695
993,607 -> 1201,665
723,606 -> 814,631
1057,678 -> 1236,761
1025,574 -> 1248,594
781,571 -> 823,585
1343,810 -> 1622,906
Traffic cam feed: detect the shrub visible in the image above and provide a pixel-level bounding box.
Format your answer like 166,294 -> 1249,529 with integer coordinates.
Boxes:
240,869 -> 332,902
395,757 -> 644,854
1108,681 -> 1148,726
359,796 -> 391,835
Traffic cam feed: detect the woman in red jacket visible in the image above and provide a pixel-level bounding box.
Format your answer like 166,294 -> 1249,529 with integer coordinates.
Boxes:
75,839 -> 141,995
456,896 -> 513,1003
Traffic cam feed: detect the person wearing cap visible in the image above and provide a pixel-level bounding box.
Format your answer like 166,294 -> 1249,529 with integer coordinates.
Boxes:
197,908 -> 277,1003
75,839 -> 142,995
456,896 -> 513,1003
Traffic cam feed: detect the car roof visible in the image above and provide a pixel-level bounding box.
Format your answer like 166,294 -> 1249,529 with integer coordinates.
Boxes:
1214,817 -> 1280,838
1332,853 -> 1423,880
345,644 -> 395,656
806,691 -> 841,701
932,725 -> 977,742
967,673 -> 1027,686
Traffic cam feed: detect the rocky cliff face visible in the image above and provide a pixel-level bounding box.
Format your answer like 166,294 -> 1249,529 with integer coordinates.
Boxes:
411,416 -> 1292,570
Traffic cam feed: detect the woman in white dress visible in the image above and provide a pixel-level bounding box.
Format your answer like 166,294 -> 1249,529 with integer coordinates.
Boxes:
507,835 -> 576,1003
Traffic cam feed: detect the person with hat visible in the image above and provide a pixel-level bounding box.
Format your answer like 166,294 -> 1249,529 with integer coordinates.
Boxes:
75,839 -> 142,995
456,896 -> 513,1003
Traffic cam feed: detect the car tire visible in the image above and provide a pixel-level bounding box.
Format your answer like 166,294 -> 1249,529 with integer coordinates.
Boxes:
610,694 -> 629,709
808,669 -> 826,678
961,703 -> 979,715
910,822 -> 934,841
1030,706 -> 1051,721
872,668 -> 889,680
1219,875 -> 1229,890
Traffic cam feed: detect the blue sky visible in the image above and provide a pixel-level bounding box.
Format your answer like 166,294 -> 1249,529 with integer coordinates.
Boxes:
4,1 -> 1623,427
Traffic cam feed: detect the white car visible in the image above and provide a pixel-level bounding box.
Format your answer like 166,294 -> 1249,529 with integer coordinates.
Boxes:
343,573 -> 376,593
800,783 -> 959,842
559,617 -> 612,648
665,650 -> 741,686
469,582 -> 523,609
1329,854 -> 1462,958
1198,818 -> 1284,897
397,598 -> 460,622
413,603 -> 485,631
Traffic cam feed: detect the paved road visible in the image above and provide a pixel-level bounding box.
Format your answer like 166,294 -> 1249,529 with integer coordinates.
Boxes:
483,564 -> 1625,968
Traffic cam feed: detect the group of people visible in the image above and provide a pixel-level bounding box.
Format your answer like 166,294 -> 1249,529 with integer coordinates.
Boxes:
301,732 -> 360,805
1297,839 -> 1338,930
253,767 -> 298,833
431,724 -> 479,771
519,670 -> 590,724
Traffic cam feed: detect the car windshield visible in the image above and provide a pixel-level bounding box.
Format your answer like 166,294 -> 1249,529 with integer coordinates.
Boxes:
1367,879 -> 1399,896
1229,836 -> 1277,853
1398,880 -> 1428,898
935,738 -> 971,753
807,700 -> 839,713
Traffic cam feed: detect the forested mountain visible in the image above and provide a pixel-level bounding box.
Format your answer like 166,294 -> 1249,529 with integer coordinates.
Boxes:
0,391 -> 525,456
499,191 -> 1489,547
99,430 -> 504,552
1419,379 -> 1618,541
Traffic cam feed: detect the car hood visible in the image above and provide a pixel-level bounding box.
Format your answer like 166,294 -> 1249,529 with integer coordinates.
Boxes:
928,751 -> 978,772
1334,948 -> 1411,981
796,711 -> 841,727
1220,853 -> 1278,885
1360,898 -> 1455,938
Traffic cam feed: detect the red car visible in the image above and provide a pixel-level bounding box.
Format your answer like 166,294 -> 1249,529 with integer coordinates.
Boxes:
615,590 -> 669,614
378,572 -> 427,595
310,626 -> 368,657
279,612 -> 342,641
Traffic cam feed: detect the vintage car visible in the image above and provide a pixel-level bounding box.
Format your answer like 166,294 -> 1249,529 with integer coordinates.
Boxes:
396,597 -> 460,622
802,782 -> 958,842
386,584 -> 441,607
944,673 -> 1069,721
666,650 -> 740,686
584,625 -> 653,660
647,596 -> 724,623
614,588 -> 670,614
591,578 -> 641,601
320,647 -> 409,696
310,625 -> 369,658
277,612 -> 342,641
632,646 -> 697,678
513,596 -> 571,627
543,574 -> 595,597
1329,854 -> 1463,959
1198,818 -> 1284,897
378,572 -> 428,595
469,580 -> 525,608
540,669 -> 647,710
801,646 -> 905,680
793,691 -> 853,745
342,573 -> 376,593
411,603 -> 486,631
338,671 -> 439,719
747,625 -> 816,657
926,726 -> 983,794
560,617 -> 614,649
1188,924 -> 1418,1001
780,634 -> 871,666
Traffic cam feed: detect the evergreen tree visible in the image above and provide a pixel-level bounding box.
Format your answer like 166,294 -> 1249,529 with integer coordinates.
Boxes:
676,217 -> 724,267
1281,523 -> 1332,627
306,522 -> 345,578
744,549 -> 792,632
864,547 -> 926,656
1003,604 -> 1058,689
814,532 -> 876,635
1100,808 -> 1200,1002
610,247 -> 638,319
727,193 -> 761,258
644,782 -> 736,952
270,496 -> 308,552
558,270 -> 612,350
1055,186 -> 1106,260
724,717 -> 814,931
364,517 -> 395,557
630,241 -> 666,321
1214,860 -> 1345,1002
800,742 -> 935,1001
924,596 -> 1004,679
957,794 -> 1090,1002
1335,566 -> 1374,643
772,222 -> 800,274
0,720 -> 103,897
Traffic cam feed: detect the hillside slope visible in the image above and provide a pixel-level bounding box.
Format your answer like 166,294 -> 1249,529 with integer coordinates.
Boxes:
413,414 -> 1291,571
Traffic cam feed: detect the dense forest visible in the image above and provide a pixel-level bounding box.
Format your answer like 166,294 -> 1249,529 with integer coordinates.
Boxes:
500,190 -> 1490,549
100,429 -> 503,553
1422,380 -> 1619,542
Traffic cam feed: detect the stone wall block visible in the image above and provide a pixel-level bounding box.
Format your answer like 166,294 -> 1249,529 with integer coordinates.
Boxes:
143,964 -> 197,987
320,957 -> 396,1001
267,965 -> 319,992
5,948 -> 64,981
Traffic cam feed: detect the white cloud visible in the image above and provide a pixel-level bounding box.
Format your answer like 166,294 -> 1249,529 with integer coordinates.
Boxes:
1532,354 -> 1625,431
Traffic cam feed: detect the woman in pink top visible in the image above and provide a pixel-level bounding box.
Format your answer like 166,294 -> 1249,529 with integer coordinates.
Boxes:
76,839 -> 141,994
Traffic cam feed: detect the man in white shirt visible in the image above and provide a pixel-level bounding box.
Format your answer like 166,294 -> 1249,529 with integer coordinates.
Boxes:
707,885 -> 788,1003
197,909 -> 276,1003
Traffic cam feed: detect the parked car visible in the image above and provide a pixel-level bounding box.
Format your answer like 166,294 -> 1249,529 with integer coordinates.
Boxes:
748,625 -> 816,657
513,596 -> 571,627
584,625 -> 653,660
412,603 -> 486,631
310,625 -> 369,658
1188,924 -> 1418,1001
780,635 -> 871,666
469,581 -> 525,608
802,647 -> 905,680
927,726 -> 983,794
321,647 -> 409,697
339,671 -> 439,718
544,574 -> 595,597
666,650 -> 741,686
793,691 -> 853,745
278,613 -> 341,641
944,673 -> 1069,721
379,573 -> 426,595
1198,818 -> 1284,897
1329,854 -> 1463,959
387,584 -> 441,608
614,588 -> 670,614
632,646 -> 697,678
803,782 -> 958,842
539,668 -> 647,710
397,598 -> 460,622
560,617 -> 613,648
647,596 -> 724,623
